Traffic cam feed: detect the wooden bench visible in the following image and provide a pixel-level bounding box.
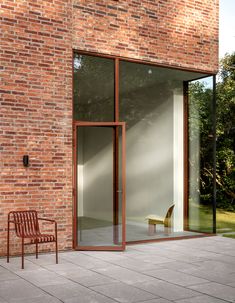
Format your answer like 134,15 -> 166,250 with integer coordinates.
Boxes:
7,210 -> 58,269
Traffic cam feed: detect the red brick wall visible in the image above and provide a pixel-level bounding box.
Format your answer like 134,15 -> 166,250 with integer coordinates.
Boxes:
73,0 -> 219,73
0,0 -> 218,256
0,0 -> 73,255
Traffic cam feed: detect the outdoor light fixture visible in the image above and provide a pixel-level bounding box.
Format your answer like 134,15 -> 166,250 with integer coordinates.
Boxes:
23,155 -> 29,167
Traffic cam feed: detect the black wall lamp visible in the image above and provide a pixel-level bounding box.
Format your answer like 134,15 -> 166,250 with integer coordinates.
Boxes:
23,155 -> 29,167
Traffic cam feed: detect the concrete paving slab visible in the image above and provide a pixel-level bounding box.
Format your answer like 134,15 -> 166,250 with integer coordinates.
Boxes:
0,267 -> 20,281
227,282 -> 235,288
0,257 -> 40,272
60,253 -> 110,269
43,262 -> 87,276
69,271 -> 119,287
15,268 -> 69,286
63,292 -> 117,303
143,268 -> 209,286
133,279 -> 199,301
41,281 -> 92,300
138,299 -> 172,303
156,260 -> 200,272
110,257 -> 161,272
177,260 -> 235,284
26,254 -> 58,266
91,282 -> 157,302
0,279 -> 45,302
131,253 -> 174,265
94,264 -> 155,285
189,282 -> 235,302
174,294 -> 230,303
0,236 -> 234,303
80,250 -> 127,261
8,295 -> 62,303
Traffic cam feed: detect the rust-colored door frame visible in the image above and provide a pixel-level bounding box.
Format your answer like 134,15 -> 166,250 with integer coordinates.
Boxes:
73,121 -> 126,251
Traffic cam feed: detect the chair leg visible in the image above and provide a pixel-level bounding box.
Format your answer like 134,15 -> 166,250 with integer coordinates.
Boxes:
7,221 -> 10,263
148,223 -> 155,236
55,240 -> 58,264
36,239 -> 38,259
164,226 -> 172,236
55,222 -> 58,264
21,237 -> 24,269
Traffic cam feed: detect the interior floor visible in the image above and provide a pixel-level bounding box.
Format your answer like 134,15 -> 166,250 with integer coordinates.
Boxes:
77,217 -> 202,246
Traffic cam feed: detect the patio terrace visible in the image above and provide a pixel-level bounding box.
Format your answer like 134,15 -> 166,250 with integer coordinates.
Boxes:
0,236 -> 235,303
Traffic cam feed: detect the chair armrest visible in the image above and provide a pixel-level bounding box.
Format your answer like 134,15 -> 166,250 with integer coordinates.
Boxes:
38,218 -> 56,223
38,218 -> 57,240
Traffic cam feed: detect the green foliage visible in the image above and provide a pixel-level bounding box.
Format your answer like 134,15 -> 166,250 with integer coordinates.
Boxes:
223,234 -> 235,239
188,79 -> 214,206
216,53 -> 235,211
189,52 -> 235,211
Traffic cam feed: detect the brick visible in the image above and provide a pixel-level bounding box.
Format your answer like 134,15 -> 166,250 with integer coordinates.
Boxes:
0,0 -> 218,256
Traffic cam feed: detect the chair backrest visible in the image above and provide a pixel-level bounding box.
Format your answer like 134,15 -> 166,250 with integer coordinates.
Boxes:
164,204 -> 175,226
9,210 -> 40,237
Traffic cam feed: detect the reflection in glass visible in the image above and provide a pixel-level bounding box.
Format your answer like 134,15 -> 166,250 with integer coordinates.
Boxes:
188,77 -> 214,232
73,54 -> 114,121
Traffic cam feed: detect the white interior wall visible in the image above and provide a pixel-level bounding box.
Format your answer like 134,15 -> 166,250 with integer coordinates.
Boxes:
173,88 -> 184,232
125,95 -> 174,223
79,127 -> 113,222
77,128 -> 84,217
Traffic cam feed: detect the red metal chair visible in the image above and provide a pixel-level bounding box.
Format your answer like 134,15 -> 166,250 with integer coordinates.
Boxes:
7,210 -> 58,269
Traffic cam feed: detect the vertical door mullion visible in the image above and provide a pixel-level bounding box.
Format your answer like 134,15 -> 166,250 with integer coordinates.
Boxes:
115,58 -> 119,122
121,123 -> 126,249
73,125 -> 78,248
113,126 -> 119,245
183,81 -> 189,231
212,75 -> 216,233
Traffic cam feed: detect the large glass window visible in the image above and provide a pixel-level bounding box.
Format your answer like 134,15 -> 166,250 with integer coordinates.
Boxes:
119,61 -> 212,242
188,77 -> 215,233
119,61 -> 175,242
73,52 -> 216,246
73,54 -> 115,121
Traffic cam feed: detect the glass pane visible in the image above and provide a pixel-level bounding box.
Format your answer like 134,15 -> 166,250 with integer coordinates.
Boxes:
73,54 -> 114,121
119,61 -> 176,242
76,126 -> 123,246
188,77 -> 214,233
119,60 -> 210,242
117,126 -> 124,243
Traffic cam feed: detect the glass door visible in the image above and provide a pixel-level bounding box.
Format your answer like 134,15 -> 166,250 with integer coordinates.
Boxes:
73,122 -> 126,250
